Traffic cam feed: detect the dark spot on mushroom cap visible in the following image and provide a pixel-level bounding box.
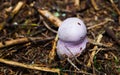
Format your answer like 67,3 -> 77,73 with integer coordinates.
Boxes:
78,22 -> 81,25
80,37 -> 85,41
80,47 -> 82,50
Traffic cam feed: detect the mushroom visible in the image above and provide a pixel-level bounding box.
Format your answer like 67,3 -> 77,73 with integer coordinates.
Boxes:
57,18 -> 88,59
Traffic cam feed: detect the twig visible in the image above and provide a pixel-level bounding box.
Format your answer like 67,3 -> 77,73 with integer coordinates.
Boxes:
6,1 -> 25,23
110,0 -> 120,25
62,70 -> 93,75
87,18 -> 113,30
0,37 -> 54,49
115,66 -> 120,68
43,21 -> 58,33
48,35 -> 58,63
67,58 -> 80,71
87,34 -> 103,67
109,0 -> 120,15
12,1 -> 25,15
38,9 -> 62,27
91,0 -> 99,10
0,58 -> 60,75
88,38 -> 112,47
74,0 -> 80,7
109,52 -> 118,62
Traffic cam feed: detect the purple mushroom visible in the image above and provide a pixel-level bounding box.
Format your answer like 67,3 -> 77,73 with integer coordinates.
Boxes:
57,18 -> 88,59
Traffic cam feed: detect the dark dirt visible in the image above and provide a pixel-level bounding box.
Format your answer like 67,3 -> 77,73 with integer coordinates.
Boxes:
0,0 -> 120,75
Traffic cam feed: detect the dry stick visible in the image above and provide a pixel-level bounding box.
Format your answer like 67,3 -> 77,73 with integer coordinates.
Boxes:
87,18 -> 113,30
110,0 -> 120,25
62,70 -> 93,75
109,52 -> 118,61
38,9 -> 62,27
74,0 -> 80,7
12,1 -> 25,15
0,58 -> 60,75
87,34 -> 103,67
109,0 -> 120,15
91,0 -> 99,10
43,21 -> 58,33
67,58 -> 80,71
88,38 -> 112,47
115,66 -> 120,69
0,37 -> 54,49
6,1 -> 25,24
48,35 -> 58,63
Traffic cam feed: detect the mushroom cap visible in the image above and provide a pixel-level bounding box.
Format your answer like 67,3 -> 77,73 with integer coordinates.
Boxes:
57,37 -> 88,59
58,18 -> 87,43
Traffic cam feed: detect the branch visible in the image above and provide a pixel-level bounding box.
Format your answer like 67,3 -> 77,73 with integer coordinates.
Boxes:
110,0 -> 120,15
38,9 -> 62,27
0,58 -> 60,74
0,37 -> 54,49
91,0 -> 99,10
12,1 -> 25,15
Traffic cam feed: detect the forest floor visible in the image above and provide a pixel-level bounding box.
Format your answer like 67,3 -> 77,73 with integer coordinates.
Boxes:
0,0 -> 120,75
